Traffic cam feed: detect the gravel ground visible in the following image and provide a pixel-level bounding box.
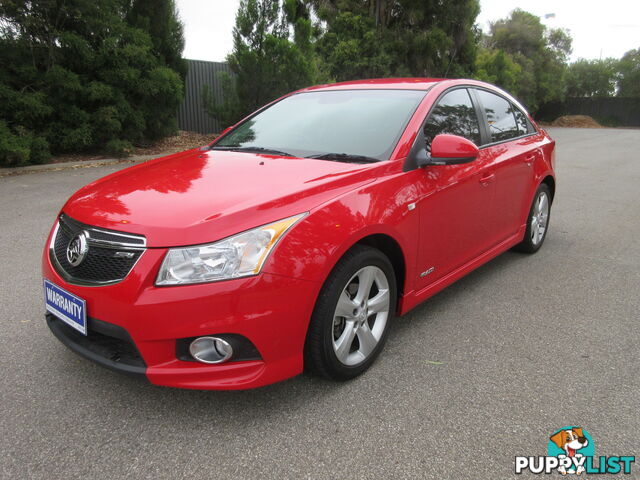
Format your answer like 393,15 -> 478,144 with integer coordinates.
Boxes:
0,127 -> 638,479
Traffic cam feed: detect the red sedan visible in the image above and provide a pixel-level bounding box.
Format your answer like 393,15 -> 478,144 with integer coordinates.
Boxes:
42,78 -> 555,389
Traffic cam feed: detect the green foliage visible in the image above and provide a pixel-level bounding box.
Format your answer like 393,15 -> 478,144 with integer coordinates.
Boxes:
314,11 -> 392,81
125,0 -> 187,79
617,47 -> 640,97
483,9 -> 572,110
207,0 -> 480,126
475,48 -> 522,94
0,0 -> 185,167
0,121 -> 50,167
566,59 -> 619,97
205,0 -> 320,127
105,139 -> 135,157
309,0 -> 480,80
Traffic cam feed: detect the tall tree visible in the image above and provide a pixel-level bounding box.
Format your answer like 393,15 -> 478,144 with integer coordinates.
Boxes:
566,58 -> 619,97
204,0 -> 319,127
307,0 -> 480,80
486,9 -> 572,110
475,48 -> 523,94
125,0 -> 187,79
313,10 -> 391,81
617,47 -> 640,97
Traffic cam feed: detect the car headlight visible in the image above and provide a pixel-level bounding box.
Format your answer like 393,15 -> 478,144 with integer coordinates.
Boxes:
156,213 -> 307,286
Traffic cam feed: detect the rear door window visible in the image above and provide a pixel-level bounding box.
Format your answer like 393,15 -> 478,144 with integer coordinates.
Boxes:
475,90 -> 521,143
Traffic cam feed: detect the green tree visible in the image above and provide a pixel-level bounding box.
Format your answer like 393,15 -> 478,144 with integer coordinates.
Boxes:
313,10 -> 391,81
204,0 -> 319,127
566,58 -> 619,97
475,47 -> 522,94
486,9 -> 572,110
0,0 -> 184,167
617,47 -> 640,97
125,0 -> 187,79
307,0 -> 480,80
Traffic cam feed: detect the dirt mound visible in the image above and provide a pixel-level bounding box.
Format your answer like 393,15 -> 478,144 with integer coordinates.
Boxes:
551,115 -> 602,128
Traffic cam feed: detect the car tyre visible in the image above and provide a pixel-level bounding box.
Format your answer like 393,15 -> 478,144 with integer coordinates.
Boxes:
304,245 -> 396,380
513,183 -> 552,254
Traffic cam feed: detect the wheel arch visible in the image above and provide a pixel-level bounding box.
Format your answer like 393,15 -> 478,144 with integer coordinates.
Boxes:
352,233 -> 407,312
541,175 -> 556,203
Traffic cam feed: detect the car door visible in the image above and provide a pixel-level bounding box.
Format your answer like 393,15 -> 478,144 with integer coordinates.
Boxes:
413,88 -> 497,291
472,88 -> 540,246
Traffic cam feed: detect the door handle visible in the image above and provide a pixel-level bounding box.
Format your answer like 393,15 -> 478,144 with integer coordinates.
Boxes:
524,154 -> 536,166
479,173 -> 495,186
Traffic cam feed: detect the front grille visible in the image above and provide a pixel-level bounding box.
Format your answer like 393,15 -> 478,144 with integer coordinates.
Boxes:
50,214 -> 146,285
61,214 -> 145,247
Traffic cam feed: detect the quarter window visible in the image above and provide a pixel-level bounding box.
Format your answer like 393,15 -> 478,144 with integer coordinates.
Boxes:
476,90 -> 521,143
424,89 -> 481,147
513,106 -> 534,135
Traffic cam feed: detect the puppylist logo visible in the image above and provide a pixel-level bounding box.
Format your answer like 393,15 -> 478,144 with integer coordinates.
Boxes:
515,427 -> 635,475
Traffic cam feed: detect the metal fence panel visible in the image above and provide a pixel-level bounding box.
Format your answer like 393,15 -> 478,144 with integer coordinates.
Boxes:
177,60 -> 232,134
537,97 -> 640,127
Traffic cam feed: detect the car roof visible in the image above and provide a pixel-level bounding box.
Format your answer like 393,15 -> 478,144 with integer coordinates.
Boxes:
295,78 -> 529,113
300,78 -> 445,92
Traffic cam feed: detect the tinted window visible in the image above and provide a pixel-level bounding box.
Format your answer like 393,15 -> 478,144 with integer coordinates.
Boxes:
215,89 -> 426,161
424,89 -> 481,147
476,90 -> 521,142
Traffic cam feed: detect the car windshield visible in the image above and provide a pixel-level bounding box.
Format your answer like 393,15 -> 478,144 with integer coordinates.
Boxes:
213,89 -> 426,161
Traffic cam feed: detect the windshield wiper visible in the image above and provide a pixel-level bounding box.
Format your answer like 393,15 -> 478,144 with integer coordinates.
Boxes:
307,153 -> 378,164
210,146 -> 295,157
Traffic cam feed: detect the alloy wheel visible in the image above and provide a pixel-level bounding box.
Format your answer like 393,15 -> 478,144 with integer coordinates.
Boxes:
530,191 -> 549,246
331,266 -> 390,366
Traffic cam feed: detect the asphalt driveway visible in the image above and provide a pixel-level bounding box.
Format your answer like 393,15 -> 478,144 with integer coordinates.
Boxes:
1,127 -> 638,479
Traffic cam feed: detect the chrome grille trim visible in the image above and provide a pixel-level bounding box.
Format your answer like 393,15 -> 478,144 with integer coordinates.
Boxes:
58,214 -> 146,249
49,214 -> 147,286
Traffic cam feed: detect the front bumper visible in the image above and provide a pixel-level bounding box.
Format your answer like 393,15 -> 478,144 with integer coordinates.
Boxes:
42,240 -> 321,390
46,314 -> 147,377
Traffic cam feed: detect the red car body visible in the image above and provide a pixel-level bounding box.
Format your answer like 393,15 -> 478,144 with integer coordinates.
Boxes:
42,78 -> 556,389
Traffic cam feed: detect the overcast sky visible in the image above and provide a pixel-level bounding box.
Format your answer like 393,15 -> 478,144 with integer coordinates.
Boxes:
175,0 -> 640,63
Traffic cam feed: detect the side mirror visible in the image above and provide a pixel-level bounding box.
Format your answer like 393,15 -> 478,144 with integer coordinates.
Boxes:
429,134 -> 479,165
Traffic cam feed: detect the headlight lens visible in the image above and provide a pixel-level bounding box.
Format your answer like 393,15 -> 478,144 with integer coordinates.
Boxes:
156,213 -> 306,286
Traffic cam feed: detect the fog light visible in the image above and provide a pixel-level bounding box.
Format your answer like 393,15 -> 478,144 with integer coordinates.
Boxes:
189,337 -> 233,364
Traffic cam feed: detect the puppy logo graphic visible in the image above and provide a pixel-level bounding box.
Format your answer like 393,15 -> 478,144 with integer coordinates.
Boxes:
549,428 -> 590,475
515,426 -> 635,475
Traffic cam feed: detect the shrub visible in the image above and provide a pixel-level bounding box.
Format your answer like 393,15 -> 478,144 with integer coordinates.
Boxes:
0,122 -> 51,167
0,0 -> 185,167
105,139 -> 135,158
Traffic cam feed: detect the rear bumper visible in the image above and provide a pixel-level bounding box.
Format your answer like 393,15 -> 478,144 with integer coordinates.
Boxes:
42,237 -> 321,390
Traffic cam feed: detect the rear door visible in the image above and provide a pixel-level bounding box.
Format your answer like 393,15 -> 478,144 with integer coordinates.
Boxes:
471,88 -> 540,246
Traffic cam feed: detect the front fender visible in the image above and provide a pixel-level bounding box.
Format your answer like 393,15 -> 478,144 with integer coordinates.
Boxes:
263,169 -> 420,294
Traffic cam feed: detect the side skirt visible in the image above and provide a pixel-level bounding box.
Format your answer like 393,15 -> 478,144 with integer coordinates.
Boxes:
398,227 -> 525,315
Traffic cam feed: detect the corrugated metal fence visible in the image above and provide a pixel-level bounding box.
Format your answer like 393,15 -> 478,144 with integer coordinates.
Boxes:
537,97 -> 640,127
177,60 -> 233,134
